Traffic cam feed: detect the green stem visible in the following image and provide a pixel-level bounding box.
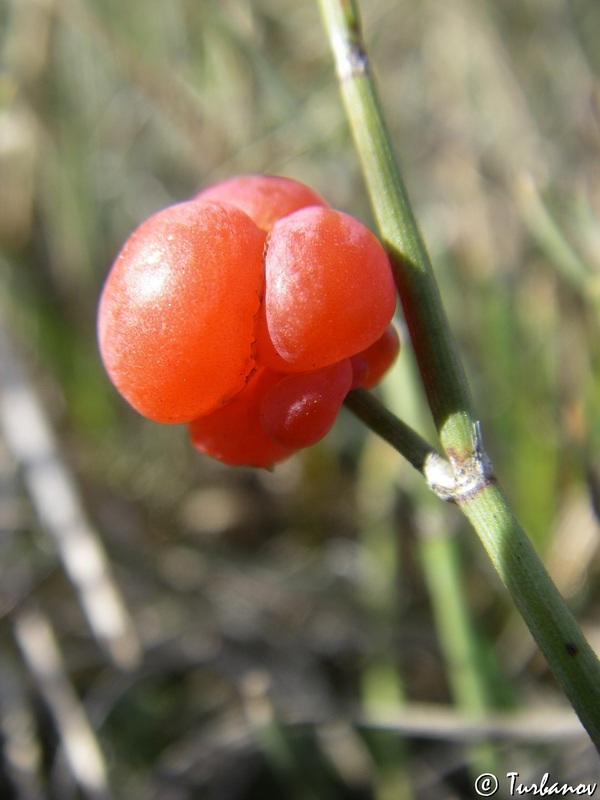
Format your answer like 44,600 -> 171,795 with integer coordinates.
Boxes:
347,382 -> 600,749
459,484 -> 600,742
383,337 -> 503,775
318,0 -> 600,750
344,388 -> 441,475
317,0 -> 474,460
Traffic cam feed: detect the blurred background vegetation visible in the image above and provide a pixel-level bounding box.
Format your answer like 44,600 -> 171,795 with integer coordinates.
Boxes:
1,0 -> 600,797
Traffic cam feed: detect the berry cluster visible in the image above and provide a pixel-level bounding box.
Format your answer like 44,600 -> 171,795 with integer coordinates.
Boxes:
98,175 -> 400,467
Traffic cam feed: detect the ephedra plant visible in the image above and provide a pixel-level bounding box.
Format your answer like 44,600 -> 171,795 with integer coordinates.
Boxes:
97,0 -> 600,755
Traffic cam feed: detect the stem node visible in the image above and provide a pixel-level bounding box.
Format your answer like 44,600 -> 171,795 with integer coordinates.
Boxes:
425,423 -> 496,504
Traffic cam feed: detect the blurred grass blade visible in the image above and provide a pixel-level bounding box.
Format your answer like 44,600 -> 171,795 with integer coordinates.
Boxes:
0,304 -> 141,671
13,605 -> 113,800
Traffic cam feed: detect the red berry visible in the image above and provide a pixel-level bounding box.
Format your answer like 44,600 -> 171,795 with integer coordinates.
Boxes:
351,324 -> 400,389
256,207 -> 396,372
349,353 -> 370,390
98,175 -> 402,468
195,174 -> 328,232
189,368 -> 294,468
98,200 -> 266,423
259,360 -> 353,449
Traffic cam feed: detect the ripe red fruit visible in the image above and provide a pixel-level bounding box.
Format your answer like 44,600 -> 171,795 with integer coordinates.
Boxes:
98,200 -> 266,424
256,206 -> 396,372
195,174 -> 328,232
189,368 -> 293,468
98,174 -> 401,468
349,354 -> 370,390
259,360 -> 353,449
351,324 -> 400,389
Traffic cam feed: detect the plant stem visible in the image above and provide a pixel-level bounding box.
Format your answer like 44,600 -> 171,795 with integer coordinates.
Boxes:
317,0 -> 475,461
318,0 -> 600,749
344,388 -> 442,475
459,484 -> 600,739
384,344 -> 504,776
